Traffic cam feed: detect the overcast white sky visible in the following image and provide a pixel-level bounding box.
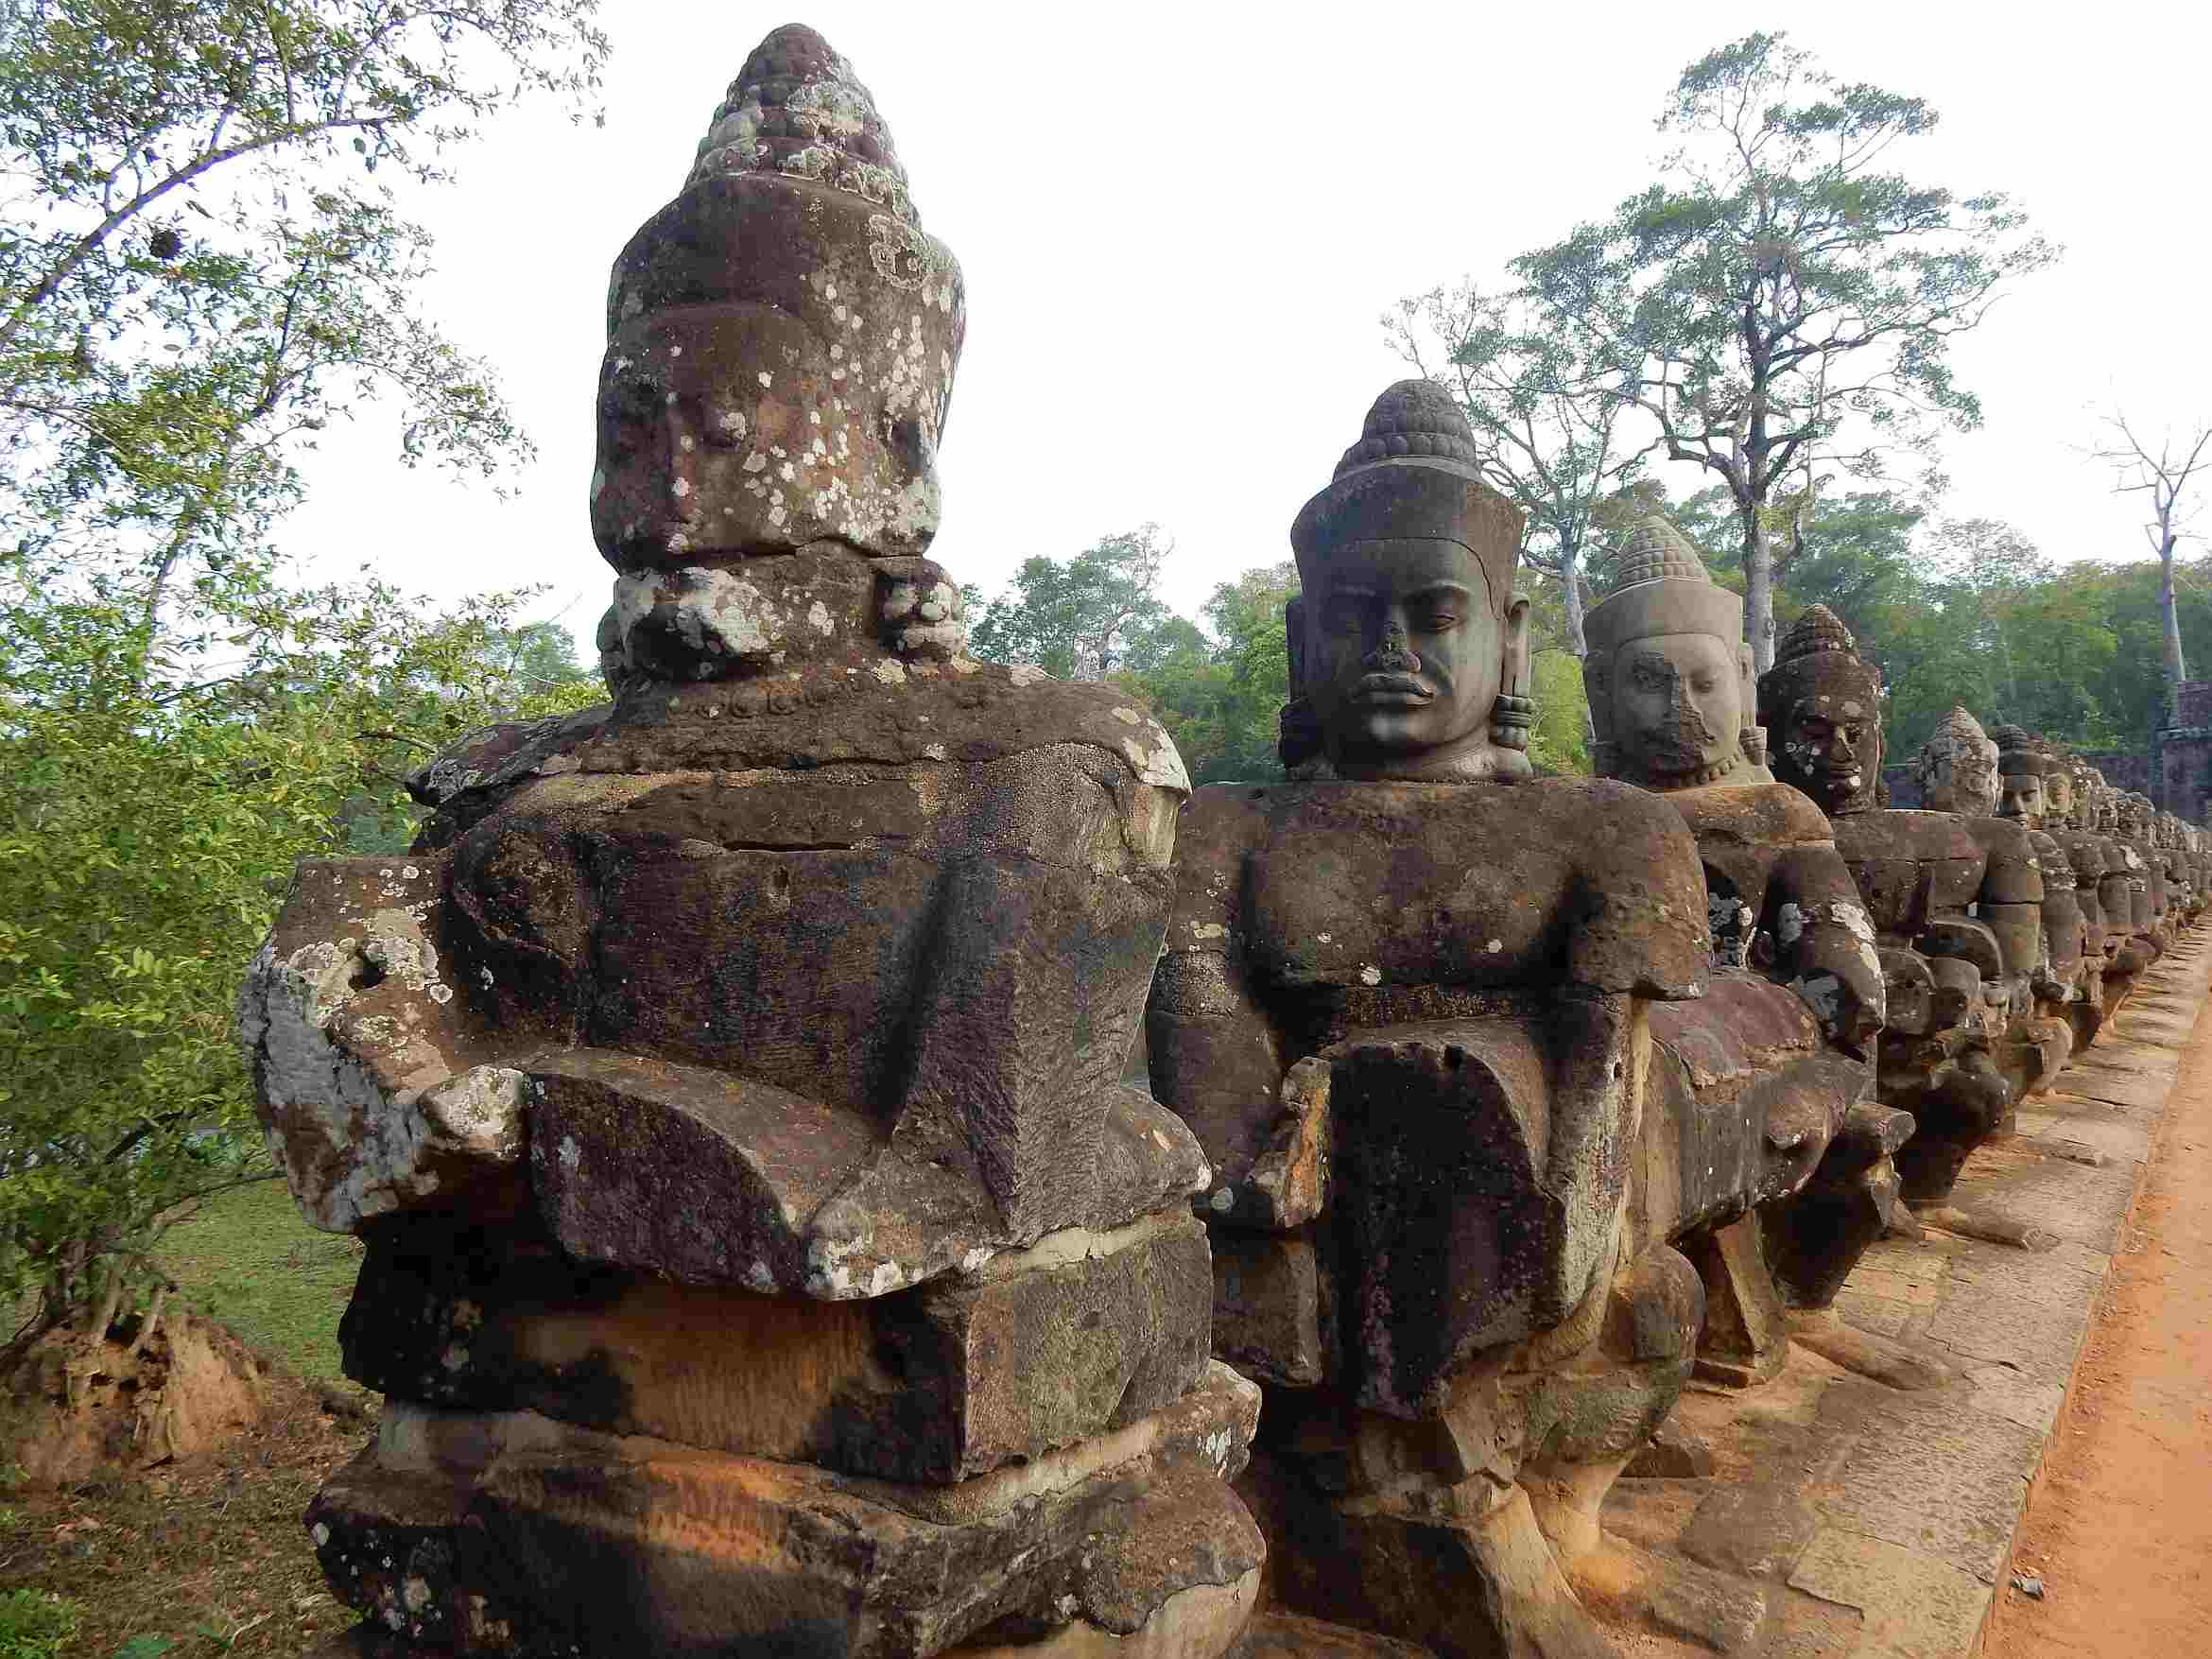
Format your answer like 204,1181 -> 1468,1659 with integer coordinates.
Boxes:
276,3 -> 2212,649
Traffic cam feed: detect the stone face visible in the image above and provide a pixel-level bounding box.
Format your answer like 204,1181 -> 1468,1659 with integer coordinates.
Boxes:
312,1367 -> 1262,1659
1582,517 -> 1771,791
340,1209 -> 1213,1485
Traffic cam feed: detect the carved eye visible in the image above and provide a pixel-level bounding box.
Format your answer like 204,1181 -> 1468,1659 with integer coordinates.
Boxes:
1691,674 -> 1716,694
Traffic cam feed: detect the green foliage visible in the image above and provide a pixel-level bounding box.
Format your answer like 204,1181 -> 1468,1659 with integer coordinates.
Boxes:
0,1591 -> 80,1659
1513,31 -> 2057,665
1528,649 -> 1590,776
0,565 -> 598,1359
1617,477 -> 2212,760
968,527 -> 1192,682
1118,563 -> 1299,785
0,0 -> 608,603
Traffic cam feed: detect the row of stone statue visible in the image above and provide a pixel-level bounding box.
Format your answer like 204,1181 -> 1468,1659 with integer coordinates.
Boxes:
244,26 -> 2202,1659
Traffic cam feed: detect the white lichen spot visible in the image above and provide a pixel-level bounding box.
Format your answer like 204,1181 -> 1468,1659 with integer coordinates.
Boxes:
1208,1187 -> 1236,1214
873,658 -> 907,685
1010,664 -> 1048,686
1486,938 -> 1504,954
1112,706 -> 1143,725
1359,964 -> 1383,986
756,371 -> 772,388
1190,922 -> 1227,940
806,599 -> 834,636
559,1135 -> 581,1172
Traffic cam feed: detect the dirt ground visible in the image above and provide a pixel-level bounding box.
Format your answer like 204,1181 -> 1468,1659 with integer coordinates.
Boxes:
1980,988 -> 2212,1657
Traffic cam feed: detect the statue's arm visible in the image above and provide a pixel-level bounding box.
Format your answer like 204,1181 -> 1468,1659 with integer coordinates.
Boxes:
1770,843 -> 1886,1057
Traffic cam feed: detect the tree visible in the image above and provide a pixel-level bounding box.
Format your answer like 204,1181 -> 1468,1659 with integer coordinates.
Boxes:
968,526 -> 1186,682
0,0 -> 608,634
1387,285 -> 1651,659
1127,562 -> 1298,784
2090,408 -> 2212,719
0,0 -> 610,1354
1515,31 -> 2056,671
0,567 -> 600,1366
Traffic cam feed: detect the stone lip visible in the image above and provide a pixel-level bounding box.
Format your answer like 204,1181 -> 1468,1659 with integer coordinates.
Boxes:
527,1047 -> 1210,1301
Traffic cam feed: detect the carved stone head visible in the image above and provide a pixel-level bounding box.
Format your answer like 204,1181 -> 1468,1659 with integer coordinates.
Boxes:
1914,708 -> 2000,817
1757,606 -> 1885,817
1988,724 -> 2048,826
1581,517 -> 1766,789
1287,381 -> 1531,781
591,26 -> 967,685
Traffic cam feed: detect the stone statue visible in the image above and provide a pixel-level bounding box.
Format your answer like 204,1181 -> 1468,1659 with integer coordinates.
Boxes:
1977,725 -> 2081,1097
240,27 -> 1263,1657
1583,522 -> 1911,1389
1148,382 -> 1714,1659
1759,610 -> 2035,1217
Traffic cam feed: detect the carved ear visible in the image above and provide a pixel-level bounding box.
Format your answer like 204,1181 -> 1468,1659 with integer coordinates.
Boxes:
1500,592 -> 1531,698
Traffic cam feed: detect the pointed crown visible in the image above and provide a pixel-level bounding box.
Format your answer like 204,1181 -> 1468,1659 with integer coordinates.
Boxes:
1291,380 -> 1521,619
1757,602 -> 1883,732
1582,514 -> 1740,662
1988,722 -> 2051,778
1775,604 -> 1858,665
686,25 -> 918,224
1612,516 -> 1715,589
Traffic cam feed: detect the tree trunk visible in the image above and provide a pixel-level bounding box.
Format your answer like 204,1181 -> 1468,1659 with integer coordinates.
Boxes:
2160,534 -> 2188,723
1561,558 -> 1589,660
1742,510 -> 1775,674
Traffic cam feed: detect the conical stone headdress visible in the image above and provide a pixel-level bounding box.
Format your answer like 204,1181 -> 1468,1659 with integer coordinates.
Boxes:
1582,517 -> 1744,658
1756,605 -> 1883,732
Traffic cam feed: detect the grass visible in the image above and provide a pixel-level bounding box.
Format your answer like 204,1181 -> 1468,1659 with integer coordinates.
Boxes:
154,1183 -> 363,1386
0,1184 -> 374,1658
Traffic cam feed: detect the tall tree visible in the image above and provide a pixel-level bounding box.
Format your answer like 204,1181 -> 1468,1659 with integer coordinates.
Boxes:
1387,285 -> 1650,658
0,0 -> 609,1354
2091,407 -> 2212,719
968,526 -> 1185,682
0,0 -> 607,644
1515,31 -> 2056,671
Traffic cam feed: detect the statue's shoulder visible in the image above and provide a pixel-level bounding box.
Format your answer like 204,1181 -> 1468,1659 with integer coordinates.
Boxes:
410,703 -> 613,848
1666,779 -> 1834,848
572,658 -> 1190,788
1836,807 -> 1979,861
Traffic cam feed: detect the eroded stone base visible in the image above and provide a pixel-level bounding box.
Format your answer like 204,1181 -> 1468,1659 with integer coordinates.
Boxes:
310,1364 -> 1262,1659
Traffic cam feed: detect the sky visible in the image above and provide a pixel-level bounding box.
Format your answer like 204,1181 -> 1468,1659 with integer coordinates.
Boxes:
275,2 -> 2212,650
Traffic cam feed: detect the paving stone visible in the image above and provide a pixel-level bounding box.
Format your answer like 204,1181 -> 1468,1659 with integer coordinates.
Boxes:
1815,1391 -> 2043,1583
1964,1365 -> 2067,1437
1788,1529 -> 1990,1657
1650,1557 -> 1768,1652
1682,1478 -> 1821,1581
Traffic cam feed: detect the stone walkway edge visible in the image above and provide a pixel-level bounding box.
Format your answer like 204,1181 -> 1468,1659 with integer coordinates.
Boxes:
1778,935 -> 2211,1658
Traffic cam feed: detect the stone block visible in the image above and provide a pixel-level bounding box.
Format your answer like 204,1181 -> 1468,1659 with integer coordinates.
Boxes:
342,1209 -> 1213,1484
311,1367 -> 1262,1659
1649,1558 -> 1768,1652
1209,1231 -> 1328,1388
1787,1528 -> 1990,1657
